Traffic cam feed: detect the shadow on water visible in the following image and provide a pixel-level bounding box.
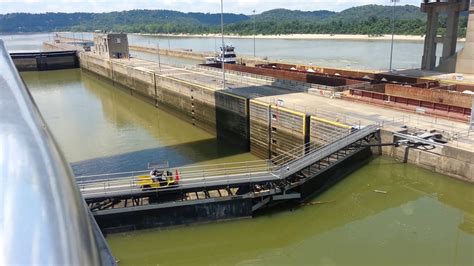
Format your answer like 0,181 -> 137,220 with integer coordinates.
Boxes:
21,69 -> 256,175
71,137 -> 247,176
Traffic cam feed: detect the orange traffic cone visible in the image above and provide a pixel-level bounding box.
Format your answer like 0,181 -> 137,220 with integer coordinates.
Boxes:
175,169 -> 180,182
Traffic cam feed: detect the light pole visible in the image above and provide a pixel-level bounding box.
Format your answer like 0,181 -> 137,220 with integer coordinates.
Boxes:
165,16 -> 171,50
220,0 -> 226,89
253,9 -> 256,58
157,42 -> 162,72
389,0 -> 400,72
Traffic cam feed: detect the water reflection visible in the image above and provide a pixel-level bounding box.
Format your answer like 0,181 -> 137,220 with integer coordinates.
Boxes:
22,69 -> 257,174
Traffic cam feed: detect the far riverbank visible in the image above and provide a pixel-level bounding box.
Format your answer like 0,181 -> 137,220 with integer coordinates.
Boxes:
134,33 -> 467,42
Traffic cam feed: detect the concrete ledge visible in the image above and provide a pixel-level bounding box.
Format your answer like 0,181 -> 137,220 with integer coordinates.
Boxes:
380,129 -> 474,182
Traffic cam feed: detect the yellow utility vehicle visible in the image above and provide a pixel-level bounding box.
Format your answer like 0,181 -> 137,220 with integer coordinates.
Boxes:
137,162 -> 179,190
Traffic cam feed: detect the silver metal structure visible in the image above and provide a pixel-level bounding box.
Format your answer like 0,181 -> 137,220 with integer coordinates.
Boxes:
0,40 -> 113,265
77,125 -> 378,199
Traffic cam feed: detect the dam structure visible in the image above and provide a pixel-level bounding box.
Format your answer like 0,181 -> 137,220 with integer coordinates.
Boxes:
43,31 -> 474,181
38,34 -> 388,232
32,31 -> 472,233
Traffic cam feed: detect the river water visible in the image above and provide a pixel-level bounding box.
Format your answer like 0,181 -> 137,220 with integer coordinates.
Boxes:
5,34 -> 473,265
2,32 -> 464,70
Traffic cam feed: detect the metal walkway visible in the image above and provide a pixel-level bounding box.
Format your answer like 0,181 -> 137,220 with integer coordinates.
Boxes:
78,125 -> 379,205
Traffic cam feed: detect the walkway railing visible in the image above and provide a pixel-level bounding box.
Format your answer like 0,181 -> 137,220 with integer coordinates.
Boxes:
278,125 -> 378,178
79,124 -> 378,199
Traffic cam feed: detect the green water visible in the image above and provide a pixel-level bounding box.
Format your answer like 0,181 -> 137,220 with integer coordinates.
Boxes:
22,69 -> 257,174
21,69 -> 474,265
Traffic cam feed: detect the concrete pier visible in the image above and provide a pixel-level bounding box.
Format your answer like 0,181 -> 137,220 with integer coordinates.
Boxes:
456,3 -> 474,74
380,128 -> 473,182
421,0 -> 471,71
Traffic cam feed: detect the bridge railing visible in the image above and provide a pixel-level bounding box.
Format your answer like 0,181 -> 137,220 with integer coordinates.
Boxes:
77,160 -> 278,197
79,166 -> 278,199
278,125 -> 378,178
77,160 -> 273,182
270,128 -> 356,166
79,125 -> 378,199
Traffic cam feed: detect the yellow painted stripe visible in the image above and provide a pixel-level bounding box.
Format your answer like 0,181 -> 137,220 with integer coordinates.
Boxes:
217,90 -> 248,101
250,99 -> 270,107
271,105 -> 306,135
271,105 -> 305,117
311,116 -> 352,129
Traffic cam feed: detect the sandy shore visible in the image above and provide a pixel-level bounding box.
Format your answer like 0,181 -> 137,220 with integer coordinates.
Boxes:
135,33 -> 466,42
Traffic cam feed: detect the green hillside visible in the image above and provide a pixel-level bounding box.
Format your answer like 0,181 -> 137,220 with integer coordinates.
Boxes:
0,5 -> 469,37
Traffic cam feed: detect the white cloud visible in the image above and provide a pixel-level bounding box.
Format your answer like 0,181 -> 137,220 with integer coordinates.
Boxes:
0,0 -> 422,14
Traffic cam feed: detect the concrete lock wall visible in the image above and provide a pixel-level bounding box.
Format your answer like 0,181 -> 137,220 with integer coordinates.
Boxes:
215,91 -> 250,147
309,117 -> 352,147
80,53 -> 113,79
269,105 -> 308,159
155,75 -> 217,134
249,100 -> 356,160
80,53 -> 249,144
110,62 -> 155,98
380,129 -> 474,183
249,100 -> 271,159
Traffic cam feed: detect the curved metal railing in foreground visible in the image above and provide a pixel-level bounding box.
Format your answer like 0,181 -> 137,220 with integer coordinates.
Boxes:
0,40 -> 114,265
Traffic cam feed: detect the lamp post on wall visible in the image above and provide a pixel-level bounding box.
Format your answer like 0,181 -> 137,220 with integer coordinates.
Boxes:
220,0 -> 226,90
165,16 -> 171,50
389,0 -> 400,72
157,42 -> 162,72
253,9 -> 256,58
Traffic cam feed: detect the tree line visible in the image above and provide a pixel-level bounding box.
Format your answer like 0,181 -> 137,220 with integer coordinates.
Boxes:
0,5 -> 468,37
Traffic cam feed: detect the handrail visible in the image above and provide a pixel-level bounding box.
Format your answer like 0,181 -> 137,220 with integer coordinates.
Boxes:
0,40 -> 114,265
80,125 -> 378,199
279,125 -> 378,178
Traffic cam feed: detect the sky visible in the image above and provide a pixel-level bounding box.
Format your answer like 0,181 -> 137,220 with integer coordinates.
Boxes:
0,0 -> 423,15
